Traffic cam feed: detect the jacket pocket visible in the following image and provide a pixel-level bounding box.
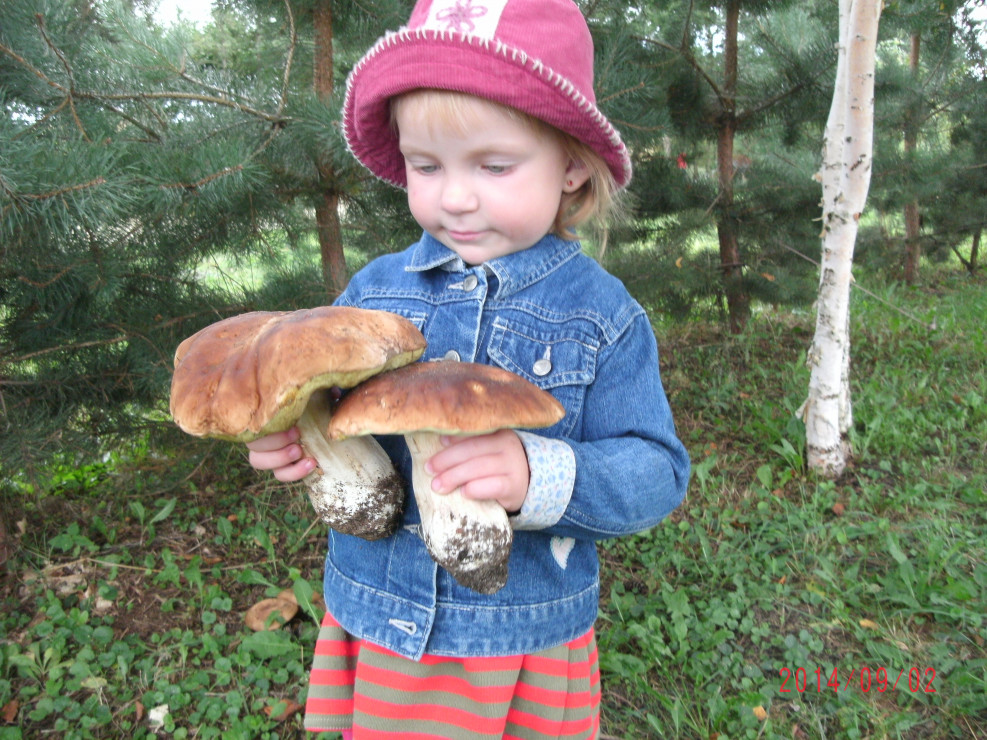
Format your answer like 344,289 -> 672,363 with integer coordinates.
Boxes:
486,318 -> 598,437
376,307 -> 428,333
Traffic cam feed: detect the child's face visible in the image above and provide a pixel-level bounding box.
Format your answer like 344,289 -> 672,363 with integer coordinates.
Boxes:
396,97 -> 586,265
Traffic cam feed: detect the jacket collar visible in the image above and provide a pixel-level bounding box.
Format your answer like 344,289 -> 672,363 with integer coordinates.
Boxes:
405,232 -> 583,299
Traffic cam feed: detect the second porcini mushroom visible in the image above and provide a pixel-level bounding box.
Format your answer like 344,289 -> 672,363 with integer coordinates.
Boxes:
327,360 -> 565,594
169,307 -> 426,539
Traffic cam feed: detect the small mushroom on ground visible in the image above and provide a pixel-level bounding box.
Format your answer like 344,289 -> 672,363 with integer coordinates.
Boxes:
328,361 -> 565,594
169,306 -> 426,539
245,596 -> 298,631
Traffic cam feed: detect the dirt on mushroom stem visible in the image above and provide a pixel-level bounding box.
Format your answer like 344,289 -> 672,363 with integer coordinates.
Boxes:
425,513 -> 512,594
306,468 -> 406,539
405,431 -> 511,594
294,388 -> 406,539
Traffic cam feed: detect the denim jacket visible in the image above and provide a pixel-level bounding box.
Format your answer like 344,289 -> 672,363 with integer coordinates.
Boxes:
324,232 -> 690,660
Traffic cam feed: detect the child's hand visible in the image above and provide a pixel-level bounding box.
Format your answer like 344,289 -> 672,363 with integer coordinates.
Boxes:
246,427 -> 317,482
425,430 -> 530,513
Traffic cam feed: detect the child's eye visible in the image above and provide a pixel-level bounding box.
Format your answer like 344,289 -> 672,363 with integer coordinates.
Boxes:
413,164 -> 439,175
483,164 -> 510,175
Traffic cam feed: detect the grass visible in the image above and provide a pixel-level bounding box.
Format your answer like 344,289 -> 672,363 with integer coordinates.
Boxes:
2,267 -> 985,739
598,268 -> 987,739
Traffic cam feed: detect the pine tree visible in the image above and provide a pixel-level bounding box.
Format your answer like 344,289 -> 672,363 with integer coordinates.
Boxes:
937,52 -> 987,274
598,0 -> 839,331
0,0 -> 412,488
864,0 -> 981,281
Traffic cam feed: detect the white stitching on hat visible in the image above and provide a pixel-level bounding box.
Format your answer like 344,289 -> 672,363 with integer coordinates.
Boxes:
343,26 -> 632,186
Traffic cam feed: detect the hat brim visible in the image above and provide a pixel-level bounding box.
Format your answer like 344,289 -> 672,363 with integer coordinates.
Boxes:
342,30 -> 631,189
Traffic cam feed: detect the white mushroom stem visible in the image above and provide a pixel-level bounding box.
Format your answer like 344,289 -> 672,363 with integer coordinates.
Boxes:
295,389 -> 404,540
405,432 -> 512,594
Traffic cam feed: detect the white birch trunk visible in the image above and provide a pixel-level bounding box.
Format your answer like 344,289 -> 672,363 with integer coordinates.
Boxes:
803,0 -> 882,478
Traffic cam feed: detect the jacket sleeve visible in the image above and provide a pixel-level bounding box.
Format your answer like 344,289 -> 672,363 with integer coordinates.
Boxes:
519,311 -> 690,540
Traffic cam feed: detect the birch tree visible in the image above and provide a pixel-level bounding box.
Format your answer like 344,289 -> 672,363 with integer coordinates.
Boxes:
803,0 -> 882,478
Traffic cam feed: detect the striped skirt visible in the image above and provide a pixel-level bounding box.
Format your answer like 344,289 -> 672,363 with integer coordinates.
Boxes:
304,612 -> 601,739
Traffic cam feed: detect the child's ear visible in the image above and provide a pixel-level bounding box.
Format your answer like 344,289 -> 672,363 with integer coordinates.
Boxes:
563,160 -> 590,193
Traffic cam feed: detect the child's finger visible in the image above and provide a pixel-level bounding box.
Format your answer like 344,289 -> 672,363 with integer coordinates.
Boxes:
249,443 -> 305,472
426,431 -> 504,475
245,427 -> 300,452
269,456 -> 317,482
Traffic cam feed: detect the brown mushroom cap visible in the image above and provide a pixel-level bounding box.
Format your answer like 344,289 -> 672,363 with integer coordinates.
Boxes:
169,307 -> 426,442
328,361 -> 565,438
244,597 -> 299,631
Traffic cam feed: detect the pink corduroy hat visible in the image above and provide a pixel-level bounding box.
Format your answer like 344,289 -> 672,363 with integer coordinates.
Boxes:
341,0 -> 632,189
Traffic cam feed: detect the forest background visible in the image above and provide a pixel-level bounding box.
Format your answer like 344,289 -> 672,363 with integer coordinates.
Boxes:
1,0 -> 985,738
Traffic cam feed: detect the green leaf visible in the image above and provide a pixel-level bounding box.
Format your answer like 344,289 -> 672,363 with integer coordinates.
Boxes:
240,630 -> 295,660
886,534 -> 909,565
150,497 -> 177,524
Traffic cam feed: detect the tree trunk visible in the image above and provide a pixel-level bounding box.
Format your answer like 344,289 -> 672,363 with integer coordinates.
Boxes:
0,511 -> 11,572
902,32 -> 922,284
312,0 -> 348,297
971,228 -> 981,273
716,0 -> 749,333
955,228 -> 982,274
803,0 -> 882,478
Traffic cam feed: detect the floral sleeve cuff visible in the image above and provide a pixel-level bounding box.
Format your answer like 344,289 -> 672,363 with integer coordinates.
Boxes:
511,431 -> 575,530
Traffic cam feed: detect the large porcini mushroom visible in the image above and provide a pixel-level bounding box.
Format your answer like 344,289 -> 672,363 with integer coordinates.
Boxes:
169,307 -> 426,539
327,361 -> 565,594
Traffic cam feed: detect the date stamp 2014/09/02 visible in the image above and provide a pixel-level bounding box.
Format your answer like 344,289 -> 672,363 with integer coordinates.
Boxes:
779,666 -> 937,694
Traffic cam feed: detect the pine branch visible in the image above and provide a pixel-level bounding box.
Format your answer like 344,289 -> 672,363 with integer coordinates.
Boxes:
34,14 -> 91,141
1,36 -> 288,131
736,65 -> 833,126
159,165 -> 244,191
0,40 -> 61,93
1,335 -> 129,364
88,91 -> 286,124
640,34 -> 724,103
1,178 -> 107,219
278,0 -> 297,118
15,267 -> 74,288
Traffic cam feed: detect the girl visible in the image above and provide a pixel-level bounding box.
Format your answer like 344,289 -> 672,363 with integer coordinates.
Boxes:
247,0 -> 690,737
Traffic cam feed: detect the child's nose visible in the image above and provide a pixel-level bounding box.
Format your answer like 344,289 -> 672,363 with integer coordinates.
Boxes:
440,177 -> 478,213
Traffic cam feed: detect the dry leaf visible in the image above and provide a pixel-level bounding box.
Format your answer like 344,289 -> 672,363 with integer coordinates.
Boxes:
263,699 -> 304,722
753,705 -> 768,721
2,699 -> 19,724
832,502 -> 845,516
858,618 -> 880,630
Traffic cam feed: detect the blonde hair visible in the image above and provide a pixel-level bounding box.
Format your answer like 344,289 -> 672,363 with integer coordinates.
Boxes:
391,90 -> 621,242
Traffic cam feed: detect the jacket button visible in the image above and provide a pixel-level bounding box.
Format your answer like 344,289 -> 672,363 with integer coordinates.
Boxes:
533,347 -> 552,376
462,275 -> 479,291
443,350 -> 461,362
